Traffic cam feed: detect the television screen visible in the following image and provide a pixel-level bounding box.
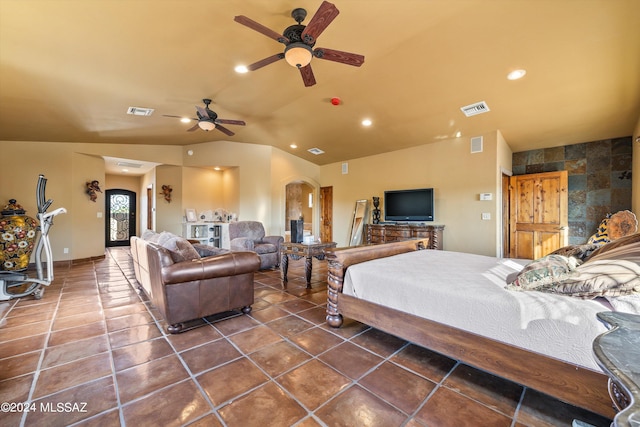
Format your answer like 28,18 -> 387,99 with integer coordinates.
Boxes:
384,188 -> 434,222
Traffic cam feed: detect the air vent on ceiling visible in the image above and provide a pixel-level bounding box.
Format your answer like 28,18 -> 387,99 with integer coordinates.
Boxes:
308,148 -> 325,155
127,106 -> 155,116
460,101 -> 490,117
116,161 -> 143,168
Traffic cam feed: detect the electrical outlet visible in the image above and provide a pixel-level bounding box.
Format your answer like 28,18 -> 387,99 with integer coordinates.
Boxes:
97,212 -> 103,218
63,248 -> 69,254
481,213 -> 491,220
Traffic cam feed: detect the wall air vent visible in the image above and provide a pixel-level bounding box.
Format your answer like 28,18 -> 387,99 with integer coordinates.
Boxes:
470,136 -> 483,153
127,106 -> 155,116
308,148 -> 325,155
460,101 -> 490,117
116,161 -> 143,168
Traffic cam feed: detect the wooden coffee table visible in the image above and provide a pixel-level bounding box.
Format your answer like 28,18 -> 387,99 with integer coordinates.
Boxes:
281,241 -> 337,288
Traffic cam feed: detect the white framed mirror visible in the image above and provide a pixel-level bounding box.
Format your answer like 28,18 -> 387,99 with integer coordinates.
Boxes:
348,199 -> 368,246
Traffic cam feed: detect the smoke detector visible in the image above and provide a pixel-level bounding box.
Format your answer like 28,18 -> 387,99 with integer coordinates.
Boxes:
460,101 -> 490,117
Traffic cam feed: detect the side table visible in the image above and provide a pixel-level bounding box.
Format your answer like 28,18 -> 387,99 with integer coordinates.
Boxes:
593,311 -> 640,427
281,241 -> 337,288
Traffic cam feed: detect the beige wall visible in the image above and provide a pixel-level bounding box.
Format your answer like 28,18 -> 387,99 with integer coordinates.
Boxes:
319,132 -> 507,255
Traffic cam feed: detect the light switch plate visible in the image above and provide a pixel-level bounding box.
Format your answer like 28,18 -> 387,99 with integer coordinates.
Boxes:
481,213 -> 491,220
480,193 -> 492,201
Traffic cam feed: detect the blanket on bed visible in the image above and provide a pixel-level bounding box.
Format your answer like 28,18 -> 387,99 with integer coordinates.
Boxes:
342,250 -> 640,371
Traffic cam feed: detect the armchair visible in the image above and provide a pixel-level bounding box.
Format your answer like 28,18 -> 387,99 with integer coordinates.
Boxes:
229,221 -> 283,269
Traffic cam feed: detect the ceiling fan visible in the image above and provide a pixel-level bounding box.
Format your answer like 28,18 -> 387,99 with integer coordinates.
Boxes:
234,1 -> 365,87
163,99 -> 246,136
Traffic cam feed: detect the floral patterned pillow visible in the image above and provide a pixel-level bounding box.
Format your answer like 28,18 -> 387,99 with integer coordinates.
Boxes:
506,255 -> 579,291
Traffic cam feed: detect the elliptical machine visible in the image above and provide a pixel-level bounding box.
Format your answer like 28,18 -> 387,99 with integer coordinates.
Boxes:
0,175 -> 67,301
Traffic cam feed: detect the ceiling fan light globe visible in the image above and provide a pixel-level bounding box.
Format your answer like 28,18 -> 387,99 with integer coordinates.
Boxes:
198,121 -> 215,131
284,43 -> 313,68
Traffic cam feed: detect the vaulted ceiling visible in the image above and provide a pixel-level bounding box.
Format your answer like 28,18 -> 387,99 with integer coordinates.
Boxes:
1,0 -> 639,167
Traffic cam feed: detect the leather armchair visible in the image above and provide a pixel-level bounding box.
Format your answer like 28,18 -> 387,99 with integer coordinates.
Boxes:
229,221 -> 284,270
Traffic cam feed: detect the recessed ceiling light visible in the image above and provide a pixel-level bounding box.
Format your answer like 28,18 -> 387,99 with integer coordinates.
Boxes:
362,119 -> 372,127
235,65 -> 249,74
214,167 -> 221,171
455,131 -> 462,138
122,169 -> 129,173
507,69 -> 527,80
290,143 -> 297,149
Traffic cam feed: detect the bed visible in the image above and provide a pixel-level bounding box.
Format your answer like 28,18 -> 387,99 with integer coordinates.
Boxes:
325,236 -> 640,419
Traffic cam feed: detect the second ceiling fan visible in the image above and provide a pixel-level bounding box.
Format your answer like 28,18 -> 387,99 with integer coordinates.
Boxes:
163,99 -> 246,136
234,1 -> 365,87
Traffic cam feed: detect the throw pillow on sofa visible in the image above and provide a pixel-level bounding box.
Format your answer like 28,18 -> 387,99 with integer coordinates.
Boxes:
157,231 -> 201,263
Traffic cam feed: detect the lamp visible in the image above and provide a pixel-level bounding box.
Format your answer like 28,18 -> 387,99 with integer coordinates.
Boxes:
284,43 -> 313,68
198,120 -> 215,131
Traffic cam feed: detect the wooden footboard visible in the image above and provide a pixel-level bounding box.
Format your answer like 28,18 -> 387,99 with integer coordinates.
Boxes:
324,240 -> 615,419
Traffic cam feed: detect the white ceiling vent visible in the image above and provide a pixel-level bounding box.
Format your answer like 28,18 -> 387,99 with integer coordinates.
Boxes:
127,106 -> 155,116
116,161 -> 143,168
460,101 -> 490,117
308,147 -> 325,155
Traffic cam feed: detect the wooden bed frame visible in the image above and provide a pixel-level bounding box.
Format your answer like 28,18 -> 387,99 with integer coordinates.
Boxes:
324,239 -> 615,419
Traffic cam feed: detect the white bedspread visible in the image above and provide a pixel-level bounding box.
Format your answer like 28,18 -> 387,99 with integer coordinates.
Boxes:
343,250 -> 640,371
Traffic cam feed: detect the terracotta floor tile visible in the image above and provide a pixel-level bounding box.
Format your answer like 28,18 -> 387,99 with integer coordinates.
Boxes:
56,302 -> 102,318
47,321 -> 106,347
103,302 -> 148,319
218,382 -> 307,427
165,323 -> 222,351
416,386 -> 512,427
228,325 -> 283,354
108,322 -> 163,349
197,358 -> 269,406
51,310 -> 104,331
315,385 -> 407,427
319,341 -> 383,379
0,319 -> 51,342
249,305 -> 290,323
444,364 -> 523,417
289,326 -> 344,355
72,408 -> 122,426
184,414 -> 224,427
391,343 -> 457,382
360,361 -> 437,414
33,352 -> 112,399
249,340 -> 311,377
0,350 -> 41,381
180,339 -> 242,374
295,306 -> 328,325
277,359 -> 351,410
112,337 -> 174,371
8,302 -> 57,318
122,380 -> 211,427
0,372 -> 34,402
320,318 -> 369,339
351,328 -> 407,358
0,309 -> 54,328
116,355 -> 189,403
105,310 -> 154,332
278,298 -> 317,313
266,315 -> 314,338
213,314 -> 259,336
0,334 -> 47,359
27,376 -> 118,426
41,335 -> 110,369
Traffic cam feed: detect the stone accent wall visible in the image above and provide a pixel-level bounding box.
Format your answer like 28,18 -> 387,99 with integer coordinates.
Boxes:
512,136 -> 633,245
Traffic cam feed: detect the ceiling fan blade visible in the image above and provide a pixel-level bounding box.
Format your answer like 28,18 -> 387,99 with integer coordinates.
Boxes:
314,47 -> 364,67
301,1 -> 339,45
186,123 -> 200,132
162,114 -> 184,119
215,119 -> 246,126
195,105 -> 210,119
299,64 -> 316,87
234,15 -> 289,44
247,53 -> 285,71
215,124 -> 235,136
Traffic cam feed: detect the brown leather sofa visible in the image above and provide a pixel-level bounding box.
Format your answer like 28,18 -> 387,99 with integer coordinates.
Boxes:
131,234 -> 260,333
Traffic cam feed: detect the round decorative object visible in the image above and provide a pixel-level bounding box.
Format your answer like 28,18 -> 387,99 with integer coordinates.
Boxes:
0,213 -> 39,271
607,210 -> 638,240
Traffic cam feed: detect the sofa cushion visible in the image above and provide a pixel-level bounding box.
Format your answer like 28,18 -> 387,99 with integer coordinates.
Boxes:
157,231 -> 201,263
253,243 -> 277,255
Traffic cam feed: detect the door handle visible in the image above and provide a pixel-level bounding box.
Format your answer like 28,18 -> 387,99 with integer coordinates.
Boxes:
556,226 -> 567,230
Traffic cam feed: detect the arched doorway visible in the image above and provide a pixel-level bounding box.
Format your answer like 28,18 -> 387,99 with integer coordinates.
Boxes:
105,189 -> 137,247
285,181 -> 314,241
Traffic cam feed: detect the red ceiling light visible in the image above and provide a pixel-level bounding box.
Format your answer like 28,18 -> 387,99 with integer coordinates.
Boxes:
331,97 -> 341,106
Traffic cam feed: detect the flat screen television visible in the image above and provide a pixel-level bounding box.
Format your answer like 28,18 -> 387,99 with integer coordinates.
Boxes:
384,188 -> 434,222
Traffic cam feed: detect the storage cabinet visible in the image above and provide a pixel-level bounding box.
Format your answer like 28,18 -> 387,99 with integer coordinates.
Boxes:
182,222 -> 230,249
365,223 -> 444,250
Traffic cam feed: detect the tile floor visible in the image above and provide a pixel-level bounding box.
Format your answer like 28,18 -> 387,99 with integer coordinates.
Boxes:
0,247 -> 614,427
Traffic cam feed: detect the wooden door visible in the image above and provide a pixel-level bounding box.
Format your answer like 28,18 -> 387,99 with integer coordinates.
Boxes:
509,171 -> 568,259
320,186 -> 333,243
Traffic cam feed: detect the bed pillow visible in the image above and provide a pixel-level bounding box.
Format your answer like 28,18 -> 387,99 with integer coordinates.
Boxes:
157,231 -> 201,263
505,255 -> 579,291
587,216 -> 610,245
548,243 -> 600,262
540,259 -> 640,298
585,232 -> 640,261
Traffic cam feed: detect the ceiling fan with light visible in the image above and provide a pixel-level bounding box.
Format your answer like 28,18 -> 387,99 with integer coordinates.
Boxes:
234,1 -> 365,87
163,99 -> 246,136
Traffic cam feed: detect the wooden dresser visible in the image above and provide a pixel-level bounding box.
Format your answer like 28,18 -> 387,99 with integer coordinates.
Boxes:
365,223 -> 445,250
